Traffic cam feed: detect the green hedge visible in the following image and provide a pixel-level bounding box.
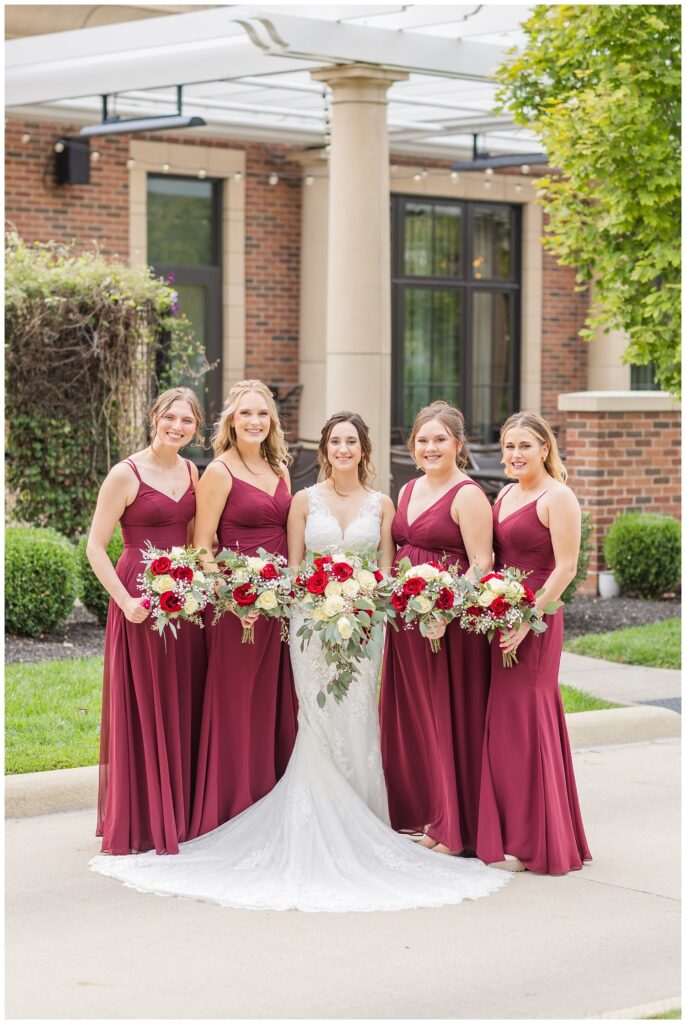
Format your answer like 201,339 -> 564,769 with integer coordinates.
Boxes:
562,510 -> 593,604
6,527 -> 78,636
604,512 -> 681,598
76,525 -> 124,626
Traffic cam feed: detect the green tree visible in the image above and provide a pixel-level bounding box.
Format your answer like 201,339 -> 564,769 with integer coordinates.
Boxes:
498,5 -> 681,396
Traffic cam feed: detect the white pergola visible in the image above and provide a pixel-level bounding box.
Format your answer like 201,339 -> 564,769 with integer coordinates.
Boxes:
6,5 -> 540,487
6,4 -> 537,158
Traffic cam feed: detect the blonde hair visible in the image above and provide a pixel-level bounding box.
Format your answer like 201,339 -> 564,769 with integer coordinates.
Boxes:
407,401 -> 469,470
150,387 -> 204,446
212,379 -> 290,476
318,411 -> 377,488
500,411 -> 567,483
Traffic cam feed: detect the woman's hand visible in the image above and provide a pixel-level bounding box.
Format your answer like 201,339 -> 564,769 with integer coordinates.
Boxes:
121,596 -> 151,624
425,614 -> 447,642
499,620 -> 531,656
235,608 -> 260,628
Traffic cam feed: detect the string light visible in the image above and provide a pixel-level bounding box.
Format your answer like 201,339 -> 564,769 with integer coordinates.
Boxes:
413,172 -> 422,182
304,175 -> 315,186
484,179 -> 492,190
91,149 -> 100,162
126,157 -> 135,169
515,183 -> 523,194
233,170 -> 243,181
162,162 -> 170,173
54,141 -> 65,154
268,173 -> 279,186
485,167 -> 494,177
450,170 -> 459,181
21,133 -> 31,143
521,164 -> 531,175
198,168 -> 207,179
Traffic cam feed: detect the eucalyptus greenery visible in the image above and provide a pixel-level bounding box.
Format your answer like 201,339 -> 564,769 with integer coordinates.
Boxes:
5,232 -> 208,537
498,5 -> 681,396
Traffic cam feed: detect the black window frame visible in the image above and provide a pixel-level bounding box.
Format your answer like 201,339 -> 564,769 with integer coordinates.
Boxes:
391,194 -> 521,442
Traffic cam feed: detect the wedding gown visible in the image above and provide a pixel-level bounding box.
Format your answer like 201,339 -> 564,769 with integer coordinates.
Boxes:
89,487 -> 510,912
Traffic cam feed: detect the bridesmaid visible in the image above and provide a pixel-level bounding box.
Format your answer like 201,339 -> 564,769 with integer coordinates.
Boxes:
87,386 -> 206,855
380,401 -> 493,856
477,412 -> 592,874
189,379 -> 298,837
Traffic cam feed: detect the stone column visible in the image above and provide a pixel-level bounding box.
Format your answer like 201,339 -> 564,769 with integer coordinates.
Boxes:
311,64 -> 408,492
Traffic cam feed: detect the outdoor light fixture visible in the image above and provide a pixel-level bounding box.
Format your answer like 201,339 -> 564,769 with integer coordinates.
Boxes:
79,88 -> 206,138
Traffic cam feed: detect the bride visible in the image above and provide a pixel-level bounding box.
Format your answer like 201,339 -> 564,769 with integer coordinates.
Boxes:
89,412 -> 509,912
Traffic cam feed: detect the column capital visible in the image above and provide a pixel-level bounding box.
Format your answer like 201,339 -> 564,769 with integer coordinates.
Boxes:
311,63 -> 408,98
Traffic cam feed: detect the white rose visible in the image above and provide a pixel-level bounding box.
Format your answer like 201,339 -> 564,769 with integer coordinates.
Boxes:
439,571 -> 454,587
232,569 -> 249,585
331,552 -> 350,565
183,595 -> 199,615
193,571 -> 207,586
504,581 -> 525,600
311,606 -> 327,622
341,579 -> 360,599
324,580 -> 343,597
245,556 -> 266,571
412,595 -> 433,615
478,590 -> 497,607
324,594 -> 347,618
255,590 -> 278,611
170,547 -> 185,559
355,568 -> 376,591
152,574 -> 175,593
336,616 -> 354,640
486,577 -> 509,595
409,564 -> 440,582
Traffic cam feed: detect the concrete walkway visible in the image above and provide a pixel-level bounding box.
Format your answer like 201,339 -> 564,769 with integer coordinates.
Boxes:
560,651 -> 681,707
5,656 -> 681,1019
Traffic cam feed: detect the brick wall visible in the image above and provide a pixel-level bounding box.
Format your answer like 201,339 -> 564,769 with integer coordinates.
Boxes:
565,409 -> 681,589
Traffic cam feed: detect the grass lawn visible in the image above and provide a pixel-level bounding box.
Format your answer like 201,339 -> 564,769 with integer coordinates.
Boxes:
565,618 -> 680,670
559,684 -> 620,714
6,656 -> 103,774
645,1011 -> 681,1020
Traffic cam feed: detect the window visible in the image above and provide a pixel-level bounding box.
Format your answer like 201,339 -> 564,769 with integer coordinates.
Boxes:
147,175 -> 223,460
392,196 -> 520,441
631,362 -> 659,391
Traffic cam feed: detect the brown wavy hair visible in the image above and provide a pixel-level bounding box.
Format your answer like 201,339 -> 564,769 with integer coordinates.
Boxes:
317,411 -> 376,488
149,387 -> 204,446
407,401 -> 469,470
211,379 -> 291,475
499,411 -> 567,483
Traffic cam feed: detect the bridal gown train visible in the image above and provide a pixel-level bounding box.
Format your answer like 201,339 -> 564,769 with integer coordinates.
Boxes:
89,487 -> 510,912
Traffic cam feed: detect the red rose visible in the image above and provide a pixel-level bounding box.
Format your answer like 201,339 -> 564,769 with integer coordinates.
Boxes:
313,555 -> 333,569
332,561 -> 354,582
306,570 -> 329,595
467,605 -> 484,617
373,570 -> 384,582
392,592 -> 409,612
435,588 -> 455,611
220,564 -> 233,577
151,556 -> 172,576
481,572 -> 503,584
233,583 -> 258,606
260,563 -> 279,580
403,577 -> 427,596
522,585 -> 537,605
170,565 -> 193,583
489,596 -> 510,617
159,591 -> 183,613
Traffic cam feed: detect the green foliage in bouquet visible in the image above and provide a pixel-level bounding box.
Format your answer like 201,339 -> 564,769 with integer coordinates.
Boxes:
5,232 -> 209,538
562,511 -> 593,604
6,526 -> 78,636
604,512 -> 681,598
498,5 -> 681,396
76,524 -> 124,625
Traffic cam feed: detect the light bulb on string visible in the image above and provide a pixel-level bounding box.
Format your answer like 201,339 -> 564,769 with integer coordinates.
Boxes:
485,167 -> 494,177
54,141 -> 65,154
198,168 -> 207,179
484,179 -> 492,190
91,150 -> 100,162
268,173 -> 279,186
233,170 -> 243,182
126,158 -> 134,170
450,170 -> 459,181
521,164 -> 530,175
162,162 -> 170,174
413,172 -> 422,182
21,133 -> 31,143
515,183 -> 523,194
304,175 -> 315,186
420,169 -> 429,180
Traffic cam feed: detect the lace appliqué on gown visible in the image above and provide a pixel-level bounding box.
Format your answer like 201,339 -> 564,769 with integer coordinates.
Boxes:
90,486 -> 511,912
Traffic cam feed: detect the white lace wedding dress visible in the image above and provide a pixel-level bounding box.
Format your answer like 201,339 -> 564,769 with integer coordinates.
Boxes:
89,487 -> 510,912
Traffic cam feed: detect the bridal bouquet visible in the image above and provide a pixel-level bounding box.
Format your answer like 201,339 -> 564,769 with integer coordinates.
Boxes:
214,547 -> 293,643
460,566 -> 563,667
389,558 -> 472,653
292,551 -> 391,706
137,544 -> 211,638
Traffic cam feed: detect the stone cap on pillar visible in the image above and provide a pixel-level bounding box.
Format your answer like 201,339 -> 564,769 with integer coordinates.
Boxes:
311,63 -> 409,100
558,391 -> 680,412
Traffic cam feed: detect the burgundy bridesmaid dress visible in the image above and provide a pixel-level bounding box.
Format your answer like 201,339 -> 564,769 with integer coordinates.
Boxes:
476,487 -> 592,874
189,468 -> 298,837
380,478 -> 491,853
97,458 -> 206,855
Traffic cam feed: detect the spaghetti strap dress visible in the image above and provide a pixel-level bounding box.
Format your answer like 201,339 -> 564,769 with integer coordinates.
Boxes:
380,478 -> 491,853
97,458 -> 206,855
188,467 -> 298,838
476,487 -> 592,874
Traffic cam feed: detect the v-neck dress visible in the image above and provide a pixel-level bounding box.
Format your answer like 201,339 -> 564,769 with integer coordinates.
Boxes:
97,458 -> 207,855
379,477 -> 491,853
476,486 -> 592,874
188,467 -> 298,838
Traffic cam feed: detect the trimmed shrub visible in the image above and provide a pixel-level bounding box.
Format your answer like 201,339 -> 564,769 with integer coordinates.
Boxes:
76,525 -> 124,626
604,512 -> 681,598
6,527 -> 78,636
562,511 -> 593,604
